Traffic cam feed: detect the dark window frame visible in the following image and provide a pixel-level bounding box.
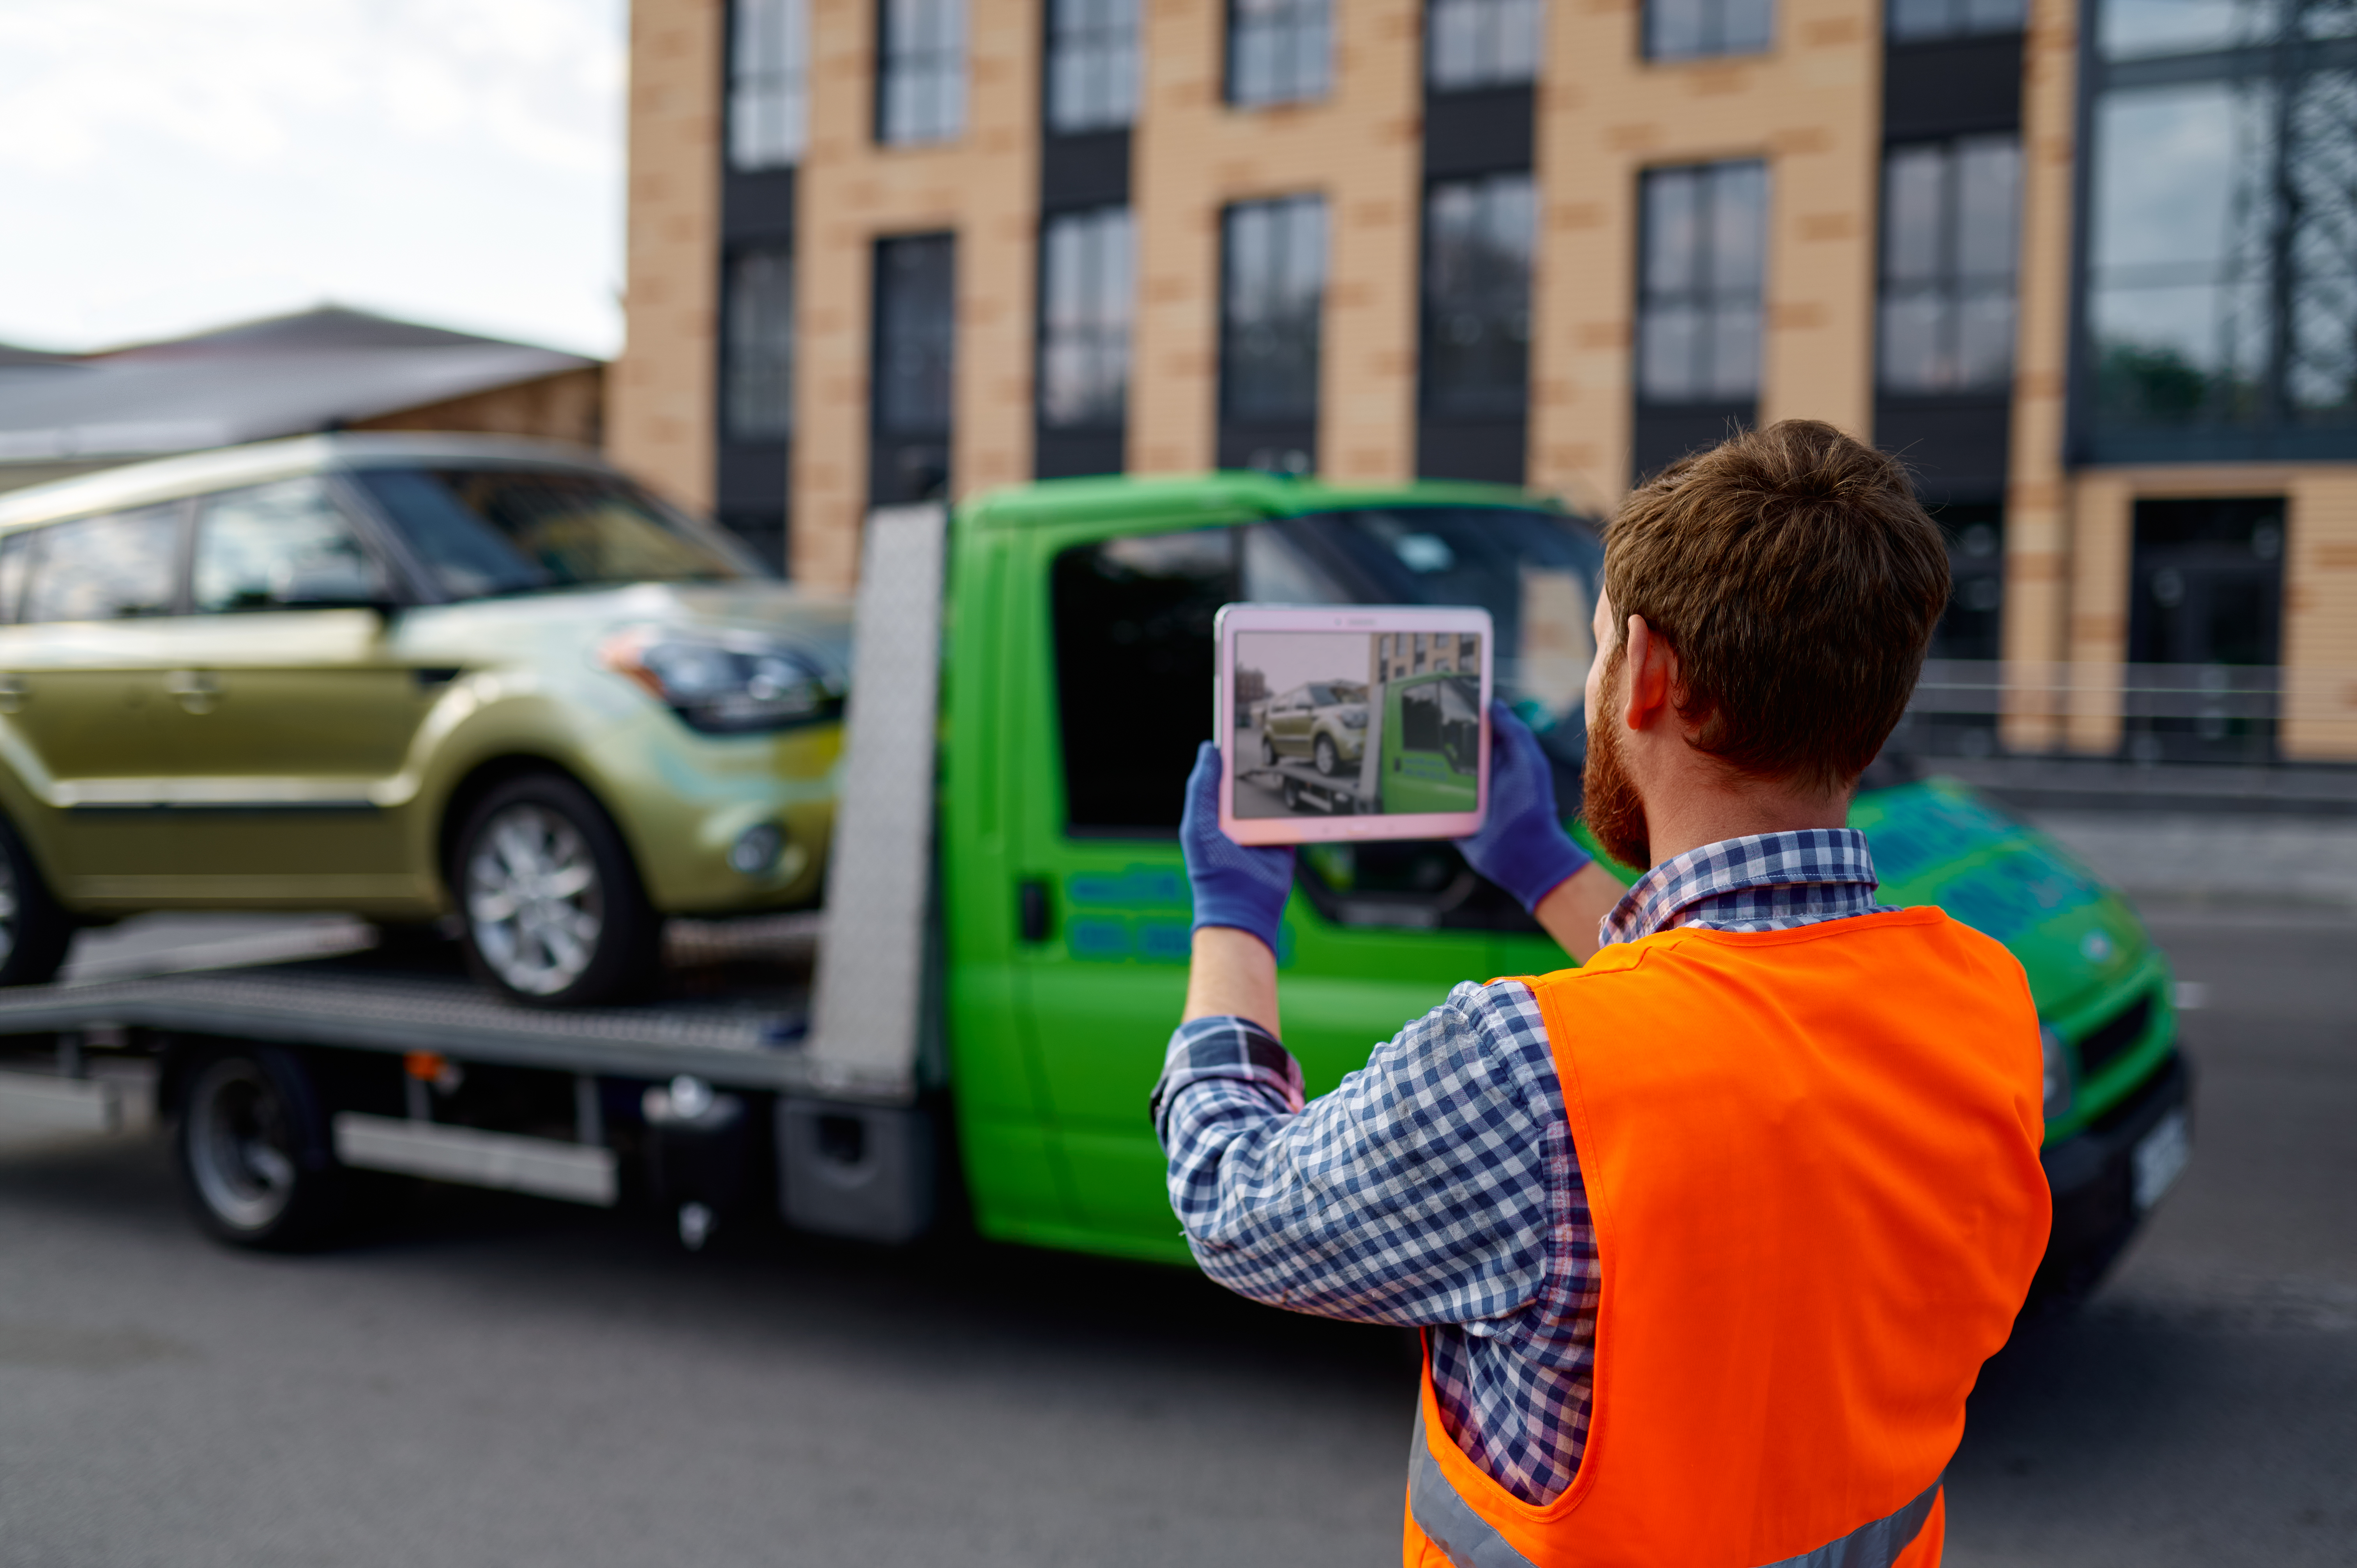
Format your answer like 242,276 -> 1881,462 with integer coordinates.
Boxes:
1643,0 -> 1776,63
1035,203 -> 1134,483
1045,0 -> 1141,134
871,232 -> 958,506
1426,0 -> 1542,90
1218,193 -> 1327,473
2069,23 -> 2357,463
876,0 -> 968,146
1876,132 -> 2024,396
1226,0 -> 1333,108
728,0 -> 810,171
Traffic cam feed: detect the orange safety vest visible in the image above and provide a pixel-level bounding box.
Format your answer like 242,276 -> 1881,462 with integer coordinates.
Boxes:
1404,908 -> 2051,1568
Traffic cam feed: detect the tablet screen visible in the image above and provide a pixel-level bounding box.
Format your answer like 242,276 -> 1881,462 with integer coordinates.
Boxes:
1232,629 -> 1482,819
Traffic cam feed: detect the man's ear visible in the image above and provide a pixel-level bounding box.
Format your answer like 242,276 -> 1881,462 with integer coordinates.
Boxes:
1621,614 -> 1675,730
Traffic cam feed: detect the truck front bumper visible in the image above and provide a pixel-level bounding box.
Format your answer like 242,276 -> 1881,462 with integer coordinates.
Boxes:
2034,1050 -> 2194,1301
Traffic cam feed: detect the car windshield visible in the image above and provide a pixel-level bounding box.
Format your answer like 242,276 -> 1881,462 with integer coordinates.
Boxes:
1305,683 -> 1362,706
1244,507 -> 1604,761
352,466 -> 758,600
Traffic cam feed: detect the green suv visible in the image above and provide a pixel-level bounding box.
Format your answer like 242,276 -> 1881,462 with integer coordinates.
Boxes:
0,434 -> 848,1005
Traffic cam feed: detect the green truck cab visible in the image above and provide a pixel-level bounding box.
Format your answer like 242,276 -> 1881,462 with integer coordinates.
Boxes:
935,473 -> 2191,1296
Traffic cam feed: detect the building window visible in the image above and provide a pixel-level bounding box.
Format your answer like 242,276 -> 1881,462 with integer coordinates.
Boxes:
1879,136 -> 2021,394
724,249 -> 794,441
1040,207 -> 1133,429
1887,0 -> 2024,41
1644,0 -> 1774,61
1427,0 -> 1542,90
873,235 -> 956,503
2081,6 -> 2357,457
1228,0 -> 1331,108
1048,0 -> 1140,133
1637,161 -> 1767,403
879,0 -> 966,145
729,0 -> 810,170
1221,195 -> 1327,436
1423,173 -> 1535,420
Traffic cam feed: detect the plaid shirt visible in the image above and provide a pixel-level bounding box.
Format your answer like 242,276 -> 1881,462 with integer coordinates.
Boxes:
1152,828 -> 1891,1504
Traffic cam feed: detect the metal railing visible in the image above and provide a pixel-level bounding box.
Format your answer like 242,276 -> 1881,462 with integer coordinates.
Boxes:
1894,662 -> 2357,763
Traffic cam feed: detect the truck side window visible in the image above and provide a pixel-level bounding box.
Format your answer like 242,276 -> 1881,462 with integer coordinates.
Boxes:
1051,529 -> 1238,833
19,504 -> 185,623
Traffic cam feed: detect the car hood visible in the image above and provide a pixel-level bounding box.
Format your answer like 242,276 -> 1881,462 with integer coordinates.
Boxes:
394,580 -> 855,677
1850,777 -> 2154,1023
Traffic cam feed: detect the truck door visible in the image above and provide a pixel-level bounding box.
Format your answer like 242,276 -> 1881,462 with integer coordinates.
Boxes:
1003,519 -> 1512,1257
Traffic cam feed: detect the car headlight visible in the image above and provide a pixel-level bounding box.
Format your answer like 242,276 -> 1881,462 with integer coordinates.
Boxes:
1338,707 -> 1368,728
599,628 -> 844,734
2039,1023 -> 2073,1121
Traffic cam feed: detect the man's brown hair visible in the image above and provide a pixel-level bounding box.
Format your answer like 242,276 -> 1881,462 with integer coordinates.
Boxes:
1603,419 -> 1950,794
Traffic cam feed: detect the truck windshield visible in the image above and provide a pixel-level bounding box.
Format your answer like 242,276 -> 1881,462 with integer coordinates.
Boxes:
353,466 -> 758,600
1247,507 -> 1604,745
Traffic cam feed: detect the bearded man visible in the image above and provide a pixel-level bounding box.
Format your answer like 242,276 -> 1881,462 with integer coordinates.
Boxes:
1154,420 -> 2052,1568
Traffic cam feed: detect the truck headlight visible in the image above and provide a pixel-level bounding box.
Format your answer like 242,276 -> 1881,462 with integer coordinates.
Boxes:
600,628 -> 844,734
2039,1023 -> 2073,1121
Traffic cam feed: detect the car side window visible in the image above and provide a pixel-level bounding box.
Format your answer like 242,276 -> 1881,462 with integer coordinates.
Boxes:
19,504 -> 184,623
193,479 -> 389,612
1051,529 -> 1238,833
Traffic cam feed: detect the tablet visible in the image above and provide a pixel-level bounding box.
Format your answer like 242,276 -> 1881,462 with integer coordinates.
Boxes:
1215,603 -> 1492,846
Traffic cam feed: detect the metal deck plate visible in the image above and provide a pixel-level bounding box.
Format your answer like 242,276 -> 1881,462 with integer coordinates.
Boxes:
0,960 -> 824,1093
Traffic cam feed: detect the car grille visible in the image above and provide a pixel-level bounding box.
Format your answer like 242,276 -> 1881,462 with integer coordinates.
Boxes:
2076,992 -> 2154,1079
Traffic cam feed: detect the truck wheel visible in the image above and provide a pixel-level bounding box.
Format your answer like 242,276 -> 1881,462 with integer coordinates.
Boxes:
0,812 -> 72,987
1259,733 -> 1277,766
456,772 -> 658,1007
1315,735 -> 1340,777
175,1047 -> 348,1250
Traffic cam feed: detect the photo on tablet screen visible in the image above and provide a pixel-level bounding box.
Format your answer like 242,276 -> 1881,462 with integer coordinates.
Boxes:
1232,629 -> 1482,819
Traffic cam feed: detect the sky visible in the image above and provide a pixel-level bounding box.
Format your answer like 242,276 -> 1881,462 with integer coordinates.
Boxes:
1237,632 -> 1374,698
0,0 -> 627,357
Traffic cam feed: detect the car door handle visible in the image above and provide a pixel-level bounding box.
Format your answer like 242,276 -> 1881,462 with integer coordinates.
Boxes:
166,671 -> 221,714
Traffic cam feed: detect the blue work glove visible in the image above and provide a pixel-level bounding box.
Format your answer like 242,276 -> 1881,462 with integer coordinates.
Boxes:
1456,701 -> 1592,913
1180,741 -> 1296,954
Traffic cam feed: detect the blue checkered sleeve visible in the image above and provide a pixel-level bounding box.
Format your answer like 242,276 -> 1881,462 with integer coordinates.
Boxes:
1152,982 -> 1602,1502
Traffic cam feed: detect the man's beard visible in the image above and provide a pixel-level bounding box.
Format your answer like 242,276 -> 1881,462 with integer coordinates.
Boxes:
1582,657 -> 1652,869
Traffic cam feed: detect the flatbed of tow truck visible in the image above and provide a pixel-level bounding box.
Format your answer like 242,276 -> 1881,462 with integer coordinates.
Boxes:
1233,757 -> 1374,816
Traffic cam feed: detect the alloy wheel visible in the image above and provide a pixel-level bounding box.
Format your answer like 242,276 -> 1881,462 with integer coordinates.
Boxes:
464,803 -> 607,997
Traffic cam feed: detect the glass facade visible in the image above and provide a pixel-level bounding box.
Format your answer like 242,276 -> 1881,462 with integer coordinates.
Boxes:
1221,196 -> 1327,425
1039,207 -> 1134,429
729,0 -> 810,170
1879,136 -> 2021,394
1637,161 -> 1767,402
879,0 -> 966,145
1422,174 -> 1536,419
1427,0 -> 1543,89
1887,0 -> 2025,41
2081,0 -> 2357,457
724,249 -> 795,442
1228,0 -> 1331,107
1645,0 -> 1774,60
1048,0 -> 1140,132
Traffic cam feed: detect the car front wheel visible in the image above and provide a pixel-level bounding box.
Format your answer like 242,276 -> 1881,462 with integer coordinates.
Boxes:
455,772 -> 658,1007
1314,735 -> 1341,776
1259,733 -> 1277,766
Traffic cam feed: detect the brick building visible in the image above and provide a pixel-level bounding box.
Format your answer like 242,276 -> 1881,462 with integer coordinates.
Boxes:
611,0 -> 2357,760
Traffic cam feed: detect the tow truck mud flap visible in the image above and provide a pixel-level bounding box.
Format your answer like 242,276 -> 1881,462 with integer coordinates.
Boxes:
0,1069 -> 123,1134
333,1113 -> 618,1206
777,1100 -> 935,1243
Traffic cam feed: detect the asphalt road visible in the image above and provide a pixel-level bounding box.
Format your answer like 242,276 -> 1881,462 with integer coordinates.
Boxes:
1,902 -> 2351,1566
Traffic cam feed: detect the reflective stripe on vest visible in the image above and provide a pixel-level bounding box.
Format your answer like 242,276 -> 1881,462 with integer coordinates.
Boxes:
1410,1419 -> 1943,1568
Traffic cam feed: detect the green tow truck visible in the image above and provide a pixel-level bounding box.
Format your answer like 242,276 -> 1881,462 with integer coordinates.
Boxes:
0,473 -> 2189,1297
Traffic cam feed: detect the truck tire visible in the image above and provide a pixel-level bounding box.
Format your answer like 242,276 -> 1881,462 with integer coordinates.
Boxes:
0,811 -> 72,988
1315,734 -> 1340,777
455,772 -> 659,1007
175,1046 -> 349,1250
